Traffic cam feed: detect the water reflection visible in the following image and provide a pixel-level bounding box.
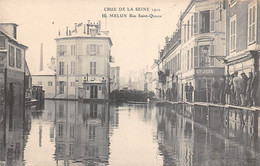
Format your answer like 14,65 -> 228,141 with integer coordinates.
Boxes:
1,100 -> 260,165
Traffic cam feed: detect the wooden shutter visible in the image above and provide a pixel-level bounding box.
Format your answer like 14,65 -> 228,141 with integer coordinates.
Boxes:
87,45 -> 90,55
210,10 -> 215,32
97,45 -> 100,55
194,46 -> 198,67
210,45 -> 215,66
194,12 -> 199,34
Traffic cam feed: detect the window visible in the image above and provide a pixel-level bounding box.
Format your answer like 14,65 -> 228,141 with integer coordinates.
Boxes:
178,53 -> 181,71
199,45 -> 210,67
230,16 -> 236,51
71,45 -> 76,55
59,62 -> 64,75
16,48 -> 22,68
87,44 -> 100,56
191,16 -> 194,37
9,45 -> 15,67
191,48 -> 193,69
90,62 -> 96,74
48,81 -> 53,86
58,124 -> 64,137
70,82 -> 75,87
38,81 -> 42,85
187,20 -> 190,40
248,2 -> 257,44
187,50 -> 190,70
0,36 -> 5,48
184,24 -> 186,42
200,10 -> 210,33
194,13 -> 199,34
71,61 -> 76,74
57,45 -> 67,56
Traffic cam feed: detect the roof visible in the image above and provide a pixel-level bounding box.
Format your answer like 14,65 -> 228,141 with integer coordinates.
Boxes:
32,65 -> 56,76
0,29 -> 28,49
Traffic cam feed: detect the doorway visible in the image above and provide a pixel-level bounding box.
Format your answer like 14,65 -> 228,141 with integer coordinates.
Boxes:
90,86 -> 98,99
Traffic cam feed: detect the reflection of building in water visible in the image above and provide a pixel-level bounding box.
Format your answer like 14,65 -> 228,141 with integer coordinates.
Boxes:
0,101 -> 31,166
156,106 -> 194,165
54,101 -> 114,165
156,104 -> 260,165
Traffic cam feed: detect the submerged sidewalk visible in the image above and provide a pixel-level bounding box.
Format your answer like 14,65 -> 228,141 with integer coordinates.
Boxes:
156,100 -> 260,111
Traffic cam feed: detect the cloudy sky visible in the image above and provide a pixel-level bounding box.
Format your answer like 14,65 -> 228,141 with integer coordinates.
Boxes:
0,0 -> 189,77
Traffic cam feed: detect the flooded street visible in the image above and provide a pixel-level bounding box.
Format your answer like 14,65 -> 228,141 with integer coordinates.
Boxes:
1,100 -> 260,165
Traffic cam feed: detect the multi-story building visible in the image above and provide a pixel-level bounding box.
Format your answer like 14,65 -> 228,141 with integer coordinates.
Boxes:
55,21 -> 113,100
0,23 -> 28,111
159,28 -> 182,100
151,60 -> 160,98
110,64 -> 120,92
225,0 -> 260,103
179,0 -> 226,102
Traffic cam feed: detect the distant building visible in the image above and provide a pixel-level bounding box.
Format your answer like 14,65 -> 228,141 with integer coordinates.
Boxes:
31,64 -> 56,98
55,21 -> 113,100
0,23 -> 28,110
144,71 -> 152,92
151,60 -> 159,98
110,64 -> 120,92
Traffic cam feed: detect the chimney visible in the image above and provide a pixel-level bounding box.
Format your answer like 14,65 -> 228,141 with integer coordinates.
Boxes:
66,27 -> 68,36
0,23 -> 18,39
40,43 -> 43,71
83,24 -> 86,34
87,20 -> 91,35
98,20 -> 101,35
74,23 -> 77,33
50,56 -> 56,71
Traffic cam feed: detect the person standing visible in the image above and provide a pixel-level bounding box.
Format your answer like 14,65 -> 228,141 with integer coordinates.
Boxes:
246,72 -> 253,106
211,79 -> 219,103
188,82 -> 194,102
224,74 -> 231,104
185,82 -> 189,102
233,71 -> 242,106
251,71 -> 259,106
229,74 -> 235,105
240,73 -> 248,106
219,75 -> 226,104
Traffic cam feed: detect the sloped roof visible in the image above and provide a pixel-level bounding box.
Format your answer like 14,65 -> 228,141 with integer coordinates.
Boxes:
0,29 -> 28,49
32,65 -> 56,76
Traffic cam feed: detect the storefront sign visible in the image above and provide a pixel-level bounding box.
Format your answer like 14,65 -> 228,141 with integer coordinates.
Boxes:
195,68 -> 224,76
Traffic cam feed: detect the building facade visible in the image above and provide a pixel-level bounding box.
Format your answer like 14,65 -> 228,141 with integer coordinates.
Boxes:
0,23 -> 28,112
110,64 -> 120,92
55,21 -> 113,100
159,28 -> 182,101
225,0 -> 260,104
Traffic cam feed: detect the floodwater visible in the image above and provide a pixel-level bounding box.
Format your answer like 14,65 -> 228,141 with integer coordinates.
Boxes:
1,100 -> 260,166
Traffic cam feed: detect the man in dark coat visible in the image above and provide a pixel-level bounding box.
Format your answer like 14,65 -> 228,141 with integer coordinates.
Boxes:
188,82 -> 194,102
251,71 -> 259,106
240,73 -> 248,106
211,79 -> 219,103
246,72 -> 253,106
185,82 -> 189,102
224,74 -> 231,104
219,75 -> 226,104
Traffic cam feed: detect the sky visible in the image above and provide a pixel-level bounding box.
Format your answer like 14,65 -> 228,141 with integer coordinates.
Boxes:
0,0 -> 189,77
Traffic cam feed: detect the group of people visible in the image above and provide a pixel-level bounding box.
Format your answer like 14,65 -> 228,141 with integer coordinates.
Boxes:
185,82 -> 194,102
211,71 -> 259,107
